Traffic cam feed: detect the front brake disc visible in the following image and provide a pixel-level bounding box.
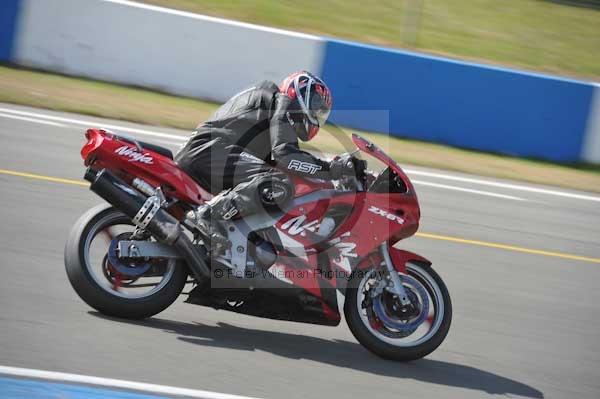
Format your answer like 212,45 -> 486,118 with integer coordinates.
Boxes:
372,273 -> 429,333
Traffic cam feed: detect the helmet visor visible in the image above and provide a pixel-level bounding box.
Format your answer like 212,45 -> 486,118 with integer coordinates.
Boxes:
308,89 -> 331,127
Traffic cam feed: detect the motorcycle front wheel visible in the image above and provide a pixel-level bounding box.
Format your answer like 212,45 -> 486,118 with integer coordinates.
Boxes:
65,204 -> 188,319
345,261 -> 452,361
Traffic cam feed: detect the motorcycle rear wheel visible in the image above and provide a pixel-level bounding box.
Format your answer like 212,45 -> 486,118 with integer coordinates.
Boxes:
345,261 -> 452,361
65,204 -> 188,319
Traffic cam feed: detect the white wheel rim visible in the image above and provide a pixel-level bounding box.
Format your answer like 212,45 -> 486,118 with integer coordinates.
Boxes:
83,212 -> 176,299
357,262 -> 445,347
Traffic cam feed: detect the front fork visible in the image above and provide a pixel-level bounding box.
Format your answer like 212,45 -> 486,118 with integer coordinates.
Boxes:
380,242 -> 412,306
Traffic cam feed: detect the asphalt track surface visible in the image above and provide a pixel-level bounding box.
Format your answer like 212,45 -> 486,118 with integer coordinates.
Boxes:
0,103 -> 599,398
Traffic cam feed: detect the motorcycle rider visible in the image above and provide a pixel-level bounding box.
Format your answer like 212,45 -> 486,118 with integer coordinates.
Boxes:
175,71 -> 357,251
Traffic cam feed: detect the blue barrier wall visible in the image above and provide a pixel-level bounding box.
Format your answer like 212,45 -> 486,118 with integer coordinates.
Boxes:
0,0 -> 21,61
322,39 -> 595,162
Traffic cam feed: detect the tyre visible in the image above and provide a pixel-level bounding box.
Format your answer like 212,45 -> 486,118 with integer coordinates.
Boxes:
345,261 -> 452,361
65,204 -> 188,319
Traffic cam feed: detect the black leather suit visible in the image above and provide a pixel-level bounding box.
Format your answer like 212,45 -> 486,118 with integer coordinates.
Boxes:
175,81 -> 335,218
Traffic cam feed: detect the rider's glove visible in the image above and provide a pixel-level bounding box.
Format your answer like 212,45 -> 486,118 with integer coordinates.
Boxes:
329,154 -> 357,180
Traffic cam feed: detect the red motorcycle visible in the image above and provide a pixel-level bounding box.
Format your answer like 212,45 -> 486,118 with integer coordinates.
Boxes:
65,129 -> 451,361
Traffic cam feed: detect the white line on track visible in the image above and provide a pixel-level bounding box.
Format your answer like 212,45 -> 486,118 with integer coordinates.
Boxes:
0,112 -> 66,127
405,169 -> 600,203
412,179 -> 527,201
0,107 -> 188,142
0,365 -> 262,399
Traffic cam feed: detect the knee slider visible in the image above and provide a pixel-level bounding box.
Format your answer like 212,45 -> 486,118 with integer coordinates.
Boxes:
258,175 -> 293,207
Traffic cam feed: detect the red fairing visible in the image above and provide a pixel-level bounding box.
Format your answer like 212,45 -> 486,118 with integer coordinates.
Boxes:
276,190 -> 419,258
334,192 -> 420,256
81,129 -> 210,204
291,174 -> 333,196
388,248 -> 431,274
345,247 -> 430,276
352,133 -> 417,196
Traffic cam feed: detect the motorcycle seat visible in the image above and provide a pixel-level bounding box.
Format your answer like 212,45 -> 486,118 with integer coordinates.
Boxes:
138,140 -> 174,159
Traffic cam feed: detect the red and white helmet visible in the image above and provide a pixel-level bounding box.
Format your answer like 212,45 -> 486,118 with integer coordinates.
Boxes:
280,71 -> 332,141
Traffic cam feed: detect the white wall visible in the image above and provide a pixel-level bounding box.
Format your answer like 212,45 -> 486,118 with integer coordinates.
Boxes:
14,0 -> 325,102
582,85 -> 600,163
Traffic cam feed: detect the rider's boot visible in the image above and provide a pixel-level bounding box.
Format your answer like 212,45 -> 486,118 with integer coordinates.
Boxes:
188,206 -> 229,255
188,189 -> 243,255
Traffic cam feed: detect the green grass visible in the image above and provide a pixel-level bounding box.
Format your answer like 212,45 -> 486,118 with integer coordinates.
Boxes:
0,66 -> 213,129
138,0 -> 600,81
1,65 -> 599,193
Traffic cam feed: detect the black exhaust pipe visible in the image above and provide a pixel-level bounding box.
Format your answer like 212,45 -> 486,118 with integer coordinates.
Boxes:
84,168 -> 210,281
